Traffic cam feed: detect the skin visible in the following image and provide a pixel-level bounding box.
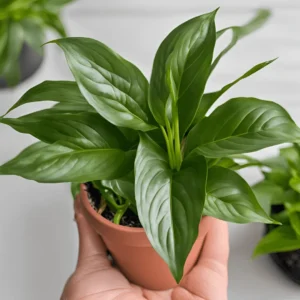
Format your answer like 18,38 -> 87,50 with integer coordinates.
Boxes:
61,197 -> 229,300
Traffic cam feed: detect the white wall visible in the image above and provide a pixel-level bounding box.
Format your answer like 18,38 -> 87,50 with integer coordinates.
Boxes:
0,1 -> 299,299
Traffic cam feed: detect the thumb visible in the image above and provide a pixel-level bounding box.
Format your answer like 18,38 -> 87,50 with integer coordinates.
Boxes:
178,217 -> 229,300
74,196 -> 110,269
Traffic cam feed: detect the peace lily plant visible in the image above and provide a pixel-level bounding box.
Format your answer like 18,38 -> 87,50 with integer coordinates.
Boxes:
1,8 -> 300,282
0,0 -> 73,86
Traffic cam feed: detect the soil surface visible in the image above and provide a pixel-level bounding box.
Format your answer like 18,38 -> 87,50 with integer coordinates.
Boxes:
85,182 -> 142,228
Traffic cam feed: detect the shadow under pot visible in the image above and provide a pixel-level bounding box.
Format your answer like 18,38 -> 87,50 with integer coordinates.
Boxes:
266,205 -> 300,285
80,183 -> 204,291
0,43 -> 43,89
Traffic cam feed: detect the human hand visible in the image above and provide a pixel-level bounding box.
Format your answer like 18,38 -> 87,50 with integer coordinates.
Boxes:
61,197 -> 229,300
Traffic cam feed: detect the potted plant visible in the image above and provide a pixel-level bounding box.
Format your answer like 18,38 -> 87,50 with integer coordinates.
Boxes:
250,144 -> 300,284
1,8 -> 300,290
0,0 -> 73,88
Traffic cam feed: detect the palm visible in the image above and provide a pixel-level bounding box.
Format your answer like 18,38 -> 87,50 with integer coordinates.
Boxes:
61,200 -> 228,300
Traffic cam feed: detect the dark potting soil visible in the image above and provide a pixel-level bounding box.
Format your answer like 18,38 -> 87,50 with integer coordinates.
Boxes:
266,205 -> 300,285
84,182 -> 142,228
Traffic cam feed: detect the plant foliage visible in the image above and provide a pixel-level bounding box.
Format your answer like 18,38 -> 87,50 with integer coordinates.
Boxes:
1,8 -> 300,281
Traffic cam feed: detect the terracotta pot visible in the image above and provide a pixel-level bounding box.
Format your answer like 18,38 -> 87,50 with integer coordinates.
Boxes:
80,184 -> 203,290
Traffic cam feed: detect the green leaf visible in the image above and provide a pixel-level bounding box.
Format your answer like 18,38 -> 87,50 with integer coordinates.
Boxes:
135,134 -> 207,282
263,169 -> 290,189
42,11 -> 67,37
252,180 -> 284,214
0,21 -> 8,57
205,167 -> 275,224
187,97 -> 300,157
212,9 -> 271,73
0,142 -> 135,183
0,22 -> 24,86
5,81 -> 89,115
253,225 -> 300,257
71,182 -> 80,199
288,211 -> 300,237
194,59 -> 276,123
289,177 -> 300,193
51,38 -> 155,131
149,10 -> 217,136
0,111 -> 129,150
20,19 -> 45,55
44,0 -> 74,12
280,146 -> 300,171
102,172 -> 135,205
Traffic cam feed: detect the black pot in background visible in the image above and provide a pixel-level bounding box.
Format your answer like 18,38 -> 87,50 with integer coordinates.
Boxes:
266,205 -> 300,285
0,43 -> 43,89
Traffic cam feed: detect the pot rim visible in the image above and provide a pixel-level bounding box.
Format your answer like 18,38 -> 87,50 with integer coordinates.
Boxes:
80,184 -> 144,233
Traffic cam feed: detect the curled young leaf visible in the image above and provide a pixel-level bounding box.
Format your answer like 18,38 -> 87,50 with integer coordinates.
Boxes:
135,134 -> 207,282
187,98 -> 300,157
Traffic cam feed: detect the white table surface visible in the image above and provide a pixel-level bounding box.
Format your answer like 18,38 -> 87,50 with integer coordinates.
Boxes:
0,1 -> 299,299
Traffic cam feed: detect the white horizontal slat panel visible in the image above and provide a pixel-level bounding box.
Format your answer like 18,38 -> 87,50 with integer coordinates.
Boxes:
68,0 -> 300,12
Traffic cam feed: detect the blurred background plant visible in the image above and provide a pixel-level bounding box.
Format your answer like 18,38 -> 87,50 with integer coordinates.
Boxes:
0,0 -> 73,87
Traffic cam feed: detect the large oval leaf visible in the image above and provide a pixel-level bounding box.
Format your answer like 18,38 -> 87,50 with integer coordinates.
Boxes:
135,134 -> 207,282
205,166 -> 275,224
187,98 -> 300,157
5,80 -> 92,115
0,142 -> 135,183
51,38 -> 155,131
253,225 -> 300,257
149,10 -> 216,135
1,111 -> 128,150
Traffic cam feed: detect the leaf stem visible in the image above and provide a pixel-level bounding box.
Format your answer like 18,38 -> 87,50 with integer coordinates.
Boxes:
113,198 -> 130,225
160,125 -> 176,169
173,110 -> 182,171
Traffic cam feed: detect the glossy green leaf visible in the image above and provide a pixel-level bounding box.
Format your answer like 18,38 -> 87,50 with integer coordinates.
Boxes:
289,177 -> 300,193
43,11 -> 66,37
0,111 -> 128,150
194,59 -> 276,123
51,38 -> 155,131
71,182 -> 80,199
212,9 -> 271,73
5,81 -> 89,115
149,10 -> 217,135
253,225 -> 300,257
187,98 -> 300,157
263,169 -> 290,189
288,211 -> 300,237
0,142 -> 135,183
135,134 -> 207,282
205,167 -> 275,224
102,172 -> 135,205
253,180 -> 284,214
280,146 -> 300,171
0,21 -> 8,57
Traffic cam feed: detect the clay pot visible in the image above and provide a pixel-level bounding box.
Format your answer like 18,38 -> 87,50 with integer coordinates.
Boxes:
0,43 -> 43,88
80,184 -> 203,290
